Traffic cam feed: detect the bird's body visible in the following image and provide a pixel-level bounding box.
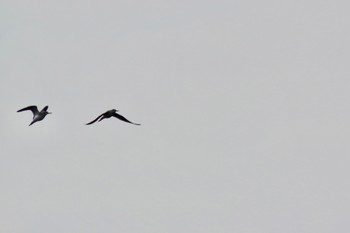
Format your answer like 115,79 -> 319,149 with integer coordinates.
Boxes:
86,109 -> 140,126
17,105 -> 51,126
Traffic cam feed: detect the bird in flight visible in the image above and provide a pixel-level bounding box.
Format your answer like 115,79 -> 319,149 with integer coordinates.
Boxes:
86,109 -> 140,126
17,105 -> 52,126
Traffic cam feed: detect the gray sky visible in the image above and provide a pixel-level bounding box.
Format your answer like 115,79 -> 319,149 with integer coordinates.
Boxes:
1,0 -> 350,232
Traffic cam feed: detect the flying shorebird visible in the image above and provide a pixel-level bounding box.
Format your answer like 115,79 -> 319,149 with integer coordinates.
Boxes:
86,109 -> 140,126
17,105 -> 52,126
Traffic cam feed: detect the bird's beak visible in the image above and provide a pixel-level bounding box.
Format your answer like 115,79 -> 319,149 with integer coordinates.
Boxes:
48,112 -> 52,114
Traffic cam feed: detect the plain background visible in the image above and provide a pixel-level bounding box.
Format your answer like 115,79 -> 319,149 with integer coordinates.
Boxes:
1,0 -> 350,232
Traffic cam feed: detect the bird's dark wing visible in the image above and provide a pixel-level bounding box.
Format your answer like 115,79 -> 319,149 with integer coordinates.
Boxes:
86,113 -> 104,125
17,106 -> 39,115
41,106 -> 49,112
113,112 -> 140,125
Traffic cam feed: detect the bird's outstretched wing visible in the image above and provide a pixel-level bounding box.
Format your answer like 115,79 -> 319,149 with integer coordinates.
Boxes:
41,106 -> 49,112
113,112 -> 140,125
17,106 -> 39,115
86,113 -> 104,125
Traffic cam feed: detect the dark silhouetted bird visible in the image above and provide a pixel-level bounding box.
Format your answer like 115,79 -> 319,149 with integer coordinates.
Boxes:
17,105 -> 52,126
86,109 -> 140,126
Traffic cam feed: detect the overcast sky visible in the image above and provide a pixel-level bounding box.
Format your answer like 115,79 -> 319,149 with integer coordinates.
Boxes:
1,0 -> 350,232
